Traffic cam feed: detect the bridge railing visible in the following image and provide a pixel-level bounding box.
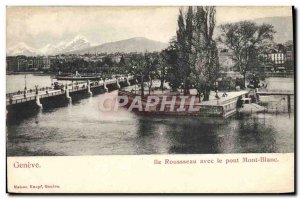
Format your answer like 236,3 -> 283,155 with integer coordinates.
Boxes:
7,96 -> 36,105
6,86 -> 54,98
6,76 -> 134,98
6,76 -> 136,105
256,91 -> 294,95
7,90 -> 66,105
264,72 -> 294,78
39,90 -> 65,99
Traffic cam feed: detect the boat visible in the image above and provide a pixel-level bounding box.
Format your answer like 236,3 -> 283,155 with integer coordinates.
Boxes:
55,71 -> 102,81
55,75 -> 102,81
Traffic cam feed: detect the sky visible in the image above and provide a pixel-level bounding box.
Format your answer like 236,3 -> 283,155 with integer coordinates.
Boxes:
6,6 -> 293,49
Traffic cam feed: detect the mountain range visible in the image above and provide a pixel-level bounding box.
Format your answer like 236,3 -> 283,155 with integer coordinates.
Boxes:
66,37 -> 168,55
7,35 -> 91,56
7,42 -> 38,57
7,36 -> 167,56
7,16 -> 293,56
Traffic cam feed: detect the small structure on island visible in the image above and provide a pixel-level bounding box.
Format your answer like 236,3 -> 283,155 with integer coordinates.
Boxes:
118,87 -> 249,118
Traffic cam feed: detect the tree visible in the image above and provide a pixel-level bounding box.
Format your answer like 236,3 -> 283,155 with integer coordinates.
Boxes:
127,54 -> 146,96
175,8 -> 191,94
164,6 -> 219,101
182,6 -> 219,101
164,40 -> 183,92
219,21 -> 275,87
119,55 -> 126,68
158,50 -> 168,91
190,6 -> 219,101
127,52 -> 158,96
144,53 -> 159,95
164,7 -> 195,94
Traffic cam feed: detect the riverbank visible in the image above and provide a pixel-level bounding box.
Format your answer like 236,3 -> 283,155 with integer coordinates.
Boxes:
7,71 -> 56,76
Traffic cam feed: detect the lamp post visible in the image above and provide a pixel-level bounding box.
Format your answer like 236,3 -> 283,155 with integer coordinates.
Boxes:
23,74 -> 27,98
50,76 -> 53,88
132,66 -> 137,94
215,81 -> 219,95
35,85 -> 38,95
215,81 -> 220,105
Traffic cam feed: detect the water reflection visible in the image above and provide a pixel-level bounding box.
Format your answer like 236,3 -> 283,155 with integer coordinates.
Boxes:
235,117 -> 277,153
131,114 -> 293,155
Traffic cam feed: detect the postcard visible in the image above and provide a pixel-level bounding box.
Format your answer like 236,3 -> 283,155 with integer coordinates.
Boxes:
6,6 -> 295,194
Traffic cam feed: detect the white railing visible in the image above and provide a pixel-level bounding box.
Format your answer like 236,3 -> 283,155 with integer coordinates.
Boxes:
7,76 -> 135,106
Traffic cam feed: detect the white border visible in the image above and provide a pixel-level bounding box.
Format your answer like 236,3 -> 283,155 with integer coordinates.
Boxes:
0,0 -> 297,6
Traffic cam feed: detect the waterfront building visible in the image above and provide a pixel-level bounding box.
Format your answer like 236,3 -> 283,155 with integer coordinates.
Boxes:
6,56 -> 19,71
285,50 -> 294,71
267,49 -> 286,66
16,57 -> 30,71
42,56 -> 51,70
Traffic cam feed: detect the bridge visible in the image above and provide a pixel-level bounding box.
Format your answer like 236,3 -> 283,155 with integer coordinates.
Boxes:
6,75 -> 134,109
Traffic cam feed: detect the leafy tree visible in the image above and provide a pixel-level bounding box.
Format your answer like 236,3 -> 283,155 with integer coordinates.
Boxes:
102,56 -> 113,67
119,55 -> 126,68
175,8 -> 191,94
165,6 -> 219,101
126,53 -> 157,96
164,40 -> 183,92
190,6 -> 219,101
219,21 -> 275,87
164,8 -> 193,93
157,50 -> 169,91
145,53 -> 160,95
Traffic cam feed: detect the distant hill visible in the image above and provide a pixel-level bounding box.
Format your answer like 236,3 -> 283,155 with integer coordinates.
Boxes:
215,16 -> 293,44
67,37 -> 168,54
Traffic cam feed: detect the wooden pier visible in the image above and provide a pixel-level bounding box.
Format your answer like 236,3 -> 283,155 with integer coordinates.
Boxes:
256,91 -> 294,113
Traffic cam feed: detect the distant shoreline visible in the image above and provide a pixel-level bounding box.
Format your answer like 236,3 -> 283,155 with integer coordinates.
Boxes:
6,71 -> 55,76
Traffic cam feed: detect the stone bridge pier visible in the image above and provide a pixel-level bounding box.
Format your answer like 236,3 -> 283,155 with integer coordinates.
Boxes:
87,80 -> 93,96
116,79 -> 121,89
35,94 -> 43,109
103,80 -> 108,92
65,86 -> 72,102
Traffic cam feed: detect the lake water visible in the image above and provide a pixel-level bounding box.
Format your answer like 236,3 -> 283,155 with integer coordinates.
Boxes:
6,74 -> 54,93
6,74 -> 295,156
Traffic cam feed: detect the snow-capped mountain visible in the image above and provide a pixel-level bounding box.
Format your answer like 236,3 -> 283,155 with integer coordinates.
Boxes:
7,42 -> 37,56
47,35 -> 91,55
39,44 -> 57,55
67,37 -> 168,54
7,35 -> 91,56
